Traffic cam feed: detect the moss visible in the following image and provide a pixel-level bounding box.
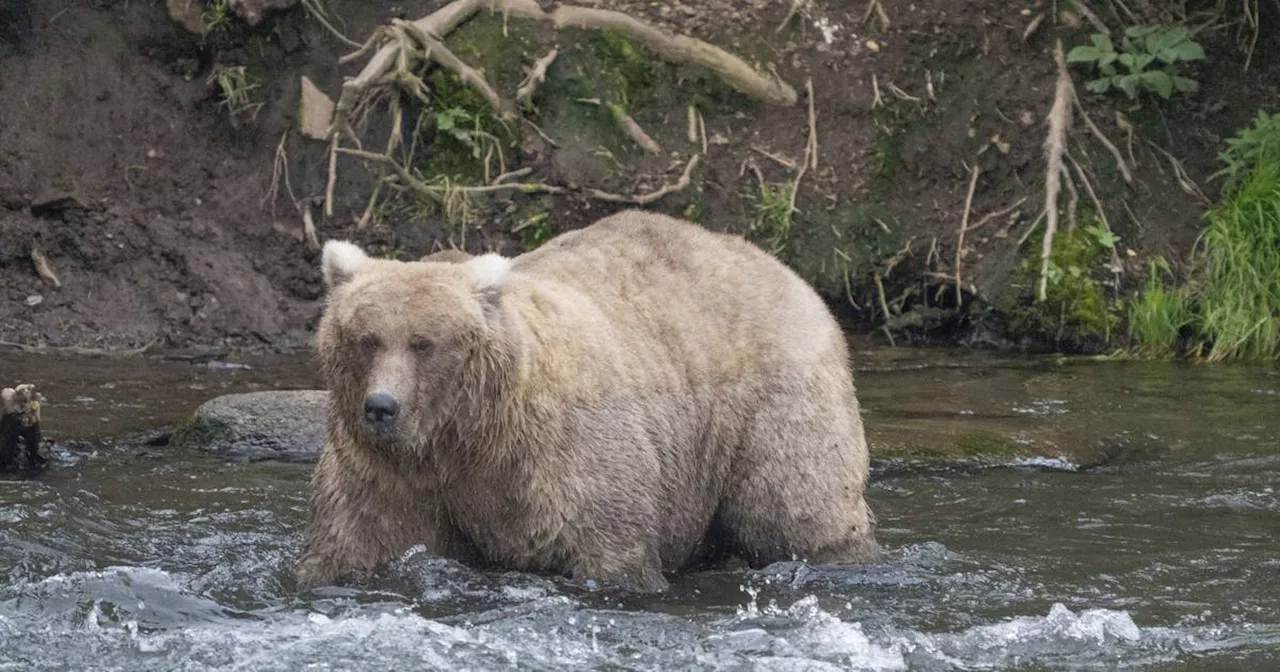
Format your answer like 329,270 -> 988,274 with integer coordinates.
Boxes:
171,415 -> 232,449
1004,223 -> 1125,349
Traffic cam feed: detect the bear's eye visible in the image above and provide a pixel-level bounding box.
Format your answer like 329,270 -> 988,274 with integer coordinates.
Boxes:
410,337 -> 435,355
356,334 -> 382,351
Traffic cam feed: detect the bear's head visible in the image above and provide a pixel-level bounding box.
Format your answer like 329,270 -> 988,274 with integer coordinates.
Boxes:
316,240 -> 512,450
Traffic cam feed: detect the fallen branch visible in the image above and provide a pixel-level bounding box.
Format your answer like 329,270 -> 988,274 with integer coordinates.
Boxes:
1039,41 -> 1072,303
339,148 -> 568,199
954,163 -> 980,309
588,154 -> 701,204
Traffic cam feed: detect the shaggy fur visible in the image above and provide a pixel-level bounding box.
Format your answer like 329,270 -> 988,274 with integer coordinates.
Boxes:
296,210 -> 879,592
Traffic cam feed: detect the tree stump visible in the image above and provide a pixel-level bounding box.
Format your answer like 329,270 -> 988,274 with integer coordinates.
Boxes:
1,384 -> 48,473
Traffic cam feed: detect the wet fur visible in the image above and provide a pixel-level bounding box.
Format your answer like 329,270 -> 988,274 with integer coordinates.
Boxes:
296,210 -> 880,592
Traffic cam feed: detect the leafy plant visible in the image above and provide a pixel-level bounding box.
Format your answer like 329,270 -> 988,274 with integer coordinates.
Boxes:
511,212 -> 552,250
1067,25 -> 1205,100
1191,155 -> 1280,361
745,181 -> 794,253
435,107 -> 486,159
1212,110 -> 1280,194
202,0 -> 230,34
1127,257 -> 1192,358
208,66 -> 264,125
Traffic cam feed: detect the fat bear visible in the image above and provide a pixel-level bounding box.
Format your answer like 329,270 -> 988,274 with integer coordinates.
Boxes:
295,209 -> 879,592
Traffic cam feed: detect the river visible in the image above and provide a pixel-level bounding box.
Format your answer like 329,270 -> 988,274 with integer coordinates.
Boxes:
1,342 -> 1277,670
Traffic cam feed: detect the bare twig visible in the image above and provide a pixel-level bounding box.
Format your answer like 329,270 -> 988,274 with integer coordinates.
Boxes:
871,73 -> 884,109
954,163 -> 980,309
1039,41 -> 1072,303
751,146 -> 798,170
687,105 -> 698,144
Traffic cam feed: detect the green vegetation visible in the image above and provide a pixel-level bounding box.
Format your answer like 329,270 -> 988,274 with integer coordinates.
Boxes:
1125,110 -> 1280,361
511,212 -> 551,250
1126,257 -> 1192,358
1192,157 -> 1280,360
1010,223 -> 1124,347
202,0 -> 231,34
171,415 -> 231,449
744,180 -> 794,254
209,66 -> 264,124
1067,25 -> 1204,100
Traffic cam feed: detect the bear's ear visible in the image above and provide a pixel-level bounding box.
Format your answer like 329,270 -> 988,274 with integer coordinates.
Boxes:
461,253 -> 512,292
322,240 -> 372,289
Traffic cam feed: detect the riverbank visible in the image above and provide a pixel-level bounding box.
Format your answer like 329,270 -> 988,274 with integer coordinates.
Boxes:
1,0 -> 1277,354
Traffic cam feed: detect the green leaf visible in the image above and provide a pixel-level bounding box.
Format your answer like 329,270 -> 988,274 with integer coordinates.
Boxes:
1100,62 -> 1118,77
1086,77 -> 1113,94
1161,26 -> 1189,46
1090,33 -> 1115,53
1167,40 -> 1206,61
1172,76 -> 1199,93
1142,70 -> 1175,99
1067,45 -> 1102,63
1115,75 -> 1139,99
1118,53 -> 1135,70
1126,25 -> 1159,39
1133,53 -> 1155,72
1099,52 -> 1118,68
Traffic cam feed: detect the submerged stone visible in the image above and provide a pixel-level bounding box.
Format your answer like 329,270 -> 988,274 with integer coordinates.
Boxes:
174,390 -> 327,461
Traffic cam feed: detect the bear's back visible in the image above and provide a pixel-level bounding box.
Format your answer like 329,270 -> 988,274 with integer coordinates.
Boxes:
509,210 -> 848,382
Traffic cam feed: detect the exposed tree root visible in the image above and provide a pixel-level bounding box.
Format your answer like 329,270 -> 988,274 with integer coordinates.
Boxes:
954,163 -> 980,309
516,48 -> 558,107
1038,41 -> 1072,303
316,0 -> 793,226
30,247 -> 61,288
587,154 -> 702,204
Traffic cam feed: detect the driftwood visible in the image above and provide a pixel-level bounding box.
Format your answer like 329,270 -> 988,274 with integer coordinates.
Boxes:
1,384 -> 48,473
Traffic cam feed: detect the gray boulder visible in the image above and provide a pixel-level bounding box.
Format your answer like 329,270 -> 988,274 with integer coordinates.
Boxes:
174,390 -> 328,461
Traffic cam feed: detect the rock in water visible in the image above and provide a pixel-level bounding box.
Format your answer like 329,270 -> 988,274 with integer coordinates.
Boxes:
1,383 -> 48,473
174,390 -> 328,461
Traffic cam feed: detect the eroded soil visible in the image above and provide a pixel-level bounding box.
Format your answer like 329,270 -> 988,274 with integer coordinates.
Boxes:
1,0 -> 1277,353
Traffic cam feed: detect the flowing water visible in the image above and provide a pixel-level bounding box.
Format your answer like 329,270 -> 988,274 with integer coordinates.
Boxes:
2,343 -> 1278,670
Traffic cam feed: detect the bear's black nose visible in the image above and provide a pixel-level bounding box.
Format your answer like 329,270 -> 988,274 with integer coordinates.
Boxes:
364,393 -> 400,424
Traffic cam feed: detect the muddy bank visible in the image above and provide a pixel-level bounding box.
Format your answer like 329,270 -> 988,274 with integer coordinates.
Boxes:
0,0 -> 1277,353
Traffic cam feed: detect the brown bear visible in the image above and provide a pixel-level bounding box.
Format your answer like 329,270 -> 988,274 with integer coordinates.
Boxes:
295,209 -> 879,592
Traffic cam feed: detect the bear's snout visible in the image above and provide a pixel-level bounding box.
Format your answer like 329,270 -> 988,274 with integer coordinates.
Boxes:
363,392 -> 400,428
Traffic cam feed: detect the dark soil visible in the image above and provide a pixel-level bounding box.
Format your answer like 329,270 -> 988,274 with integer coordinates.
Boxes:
1,0 -> 1277,354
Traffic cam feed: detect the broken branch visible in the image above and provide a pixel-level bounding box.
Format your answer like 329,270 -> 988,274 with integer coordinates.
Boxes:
954,163 -> 981,309
516,47 -> 558,106
588,154 -> 701,204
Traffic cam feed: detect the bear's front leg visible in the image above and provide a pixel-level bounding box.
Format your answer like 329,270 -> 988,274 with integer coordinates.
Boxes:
295,444 -> 468,588
568,542 -> 669,593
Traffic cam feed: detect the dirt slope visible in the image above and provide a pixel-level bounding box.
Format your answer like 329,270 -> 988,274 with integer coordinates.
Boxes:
0,0 -> 1276,353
